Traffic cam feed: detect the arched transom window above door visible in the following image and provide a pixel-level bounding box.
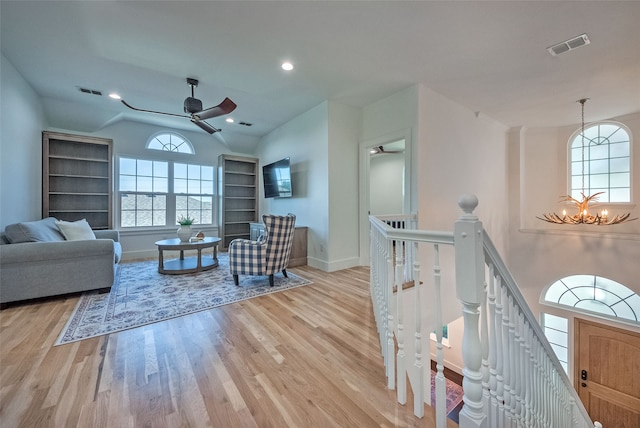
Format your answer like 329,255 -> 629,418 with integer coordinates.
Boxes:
543,275 -> 639,323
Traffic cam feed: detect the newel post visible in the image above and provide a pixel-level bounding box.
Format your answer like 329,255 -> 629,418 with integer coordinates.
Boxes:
455,194 -> 487,428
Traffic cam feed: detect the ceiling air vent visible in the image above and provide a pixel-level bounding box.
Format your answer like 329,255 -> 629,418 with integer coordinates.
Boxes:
547,33 -> 590,56
78,86 -> 103,96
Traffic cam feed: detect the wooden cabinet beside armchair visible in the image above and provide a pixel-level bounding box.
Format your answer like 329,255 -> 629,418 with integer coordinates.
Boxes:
249,222 -> 307,267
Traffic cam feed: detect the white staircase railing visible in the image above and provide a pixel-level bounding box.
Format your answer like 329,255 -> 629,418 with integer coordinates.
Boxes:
369,194 -> 601,428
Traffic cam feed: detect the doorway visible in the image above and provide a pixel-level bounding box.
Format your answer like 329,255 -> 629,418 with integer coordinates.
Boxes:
369,140 -> 405,216
575,318 -> 640,427
358,130 -> 411,266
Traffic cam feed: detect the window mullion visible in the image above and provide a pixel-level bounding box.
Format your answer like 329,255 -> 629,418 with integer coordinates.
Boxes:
167,161 -> 177,226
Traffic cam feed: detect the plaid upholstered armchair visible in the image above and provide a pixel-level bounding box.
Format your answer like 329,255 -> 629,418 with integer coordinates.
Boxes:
229,214 -> 296,286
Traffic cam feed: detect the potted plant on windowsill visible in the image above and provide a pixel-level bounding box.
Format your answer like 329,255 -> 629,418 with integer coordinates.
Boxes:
177,215 -> 196,242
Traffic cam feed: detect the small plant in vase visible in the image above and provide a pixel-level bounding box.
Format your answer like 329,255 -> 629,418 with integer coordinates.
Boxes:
177,215 -> 196,242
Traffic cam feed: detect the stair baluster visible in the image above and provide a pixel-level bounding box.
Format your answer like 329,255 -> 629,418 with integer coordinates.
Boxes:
368,196 -> 600,428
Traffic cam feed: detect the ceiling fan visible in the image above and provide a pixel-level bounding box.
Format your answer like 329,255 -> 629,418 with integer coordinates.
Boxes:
120,78 -> 237,134
370,145 -> 403,155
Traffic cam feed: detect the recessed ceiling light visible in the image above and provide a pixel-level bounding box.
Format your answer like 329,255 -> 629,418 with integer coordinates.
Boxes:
226,118 -> 234,123
281,62 -> 294,71
108,93 -> 121,100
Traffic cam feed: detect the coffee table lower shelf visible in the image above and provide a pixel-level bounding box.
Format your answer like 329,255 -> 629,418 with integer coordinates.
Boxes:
161,256 -> 218,274
155,237 -> 221,275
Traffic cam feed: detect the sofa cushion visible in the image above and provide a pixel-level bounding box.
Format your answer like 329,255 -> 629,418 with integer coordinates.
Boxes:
56,219 -> 96,241
4,217 -> 66,243
114,241 -> 122,264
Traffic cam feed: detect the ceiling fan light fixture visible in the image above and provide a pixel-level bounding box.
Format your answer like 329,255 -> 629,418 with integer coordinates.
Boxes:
184,97 -> 203,114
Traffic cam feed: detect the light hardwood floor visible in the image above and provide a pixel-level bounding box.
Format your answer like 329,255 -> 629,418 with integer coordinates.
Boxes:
0,263 -> 455,427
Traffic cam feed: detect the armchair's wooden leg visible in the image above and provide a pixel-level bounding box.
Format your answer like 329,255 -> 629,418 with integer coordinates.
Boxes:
233,274 -> 239,286
269,274 -> 274,287
282,269 -> 288,278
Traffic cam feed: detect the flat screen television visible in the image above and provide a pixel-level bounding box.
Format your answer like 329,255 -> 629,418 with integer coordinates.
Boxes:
263,157 -> 292,198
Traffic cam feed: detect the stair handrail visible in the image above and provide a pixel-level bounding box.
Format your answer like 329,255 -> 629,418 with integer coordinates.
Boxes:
369,195 -> 601,428
454,194 -> 597,428
481,229 -> 593,425
369,213 -> 454,422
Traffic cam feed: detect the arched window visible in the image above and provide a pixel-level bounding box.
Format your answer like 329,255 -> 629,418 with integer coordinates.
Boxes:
540,275 -> 639,375
569,122 -> 631,203
147,132 -> 194,154
543,275 -> 639,323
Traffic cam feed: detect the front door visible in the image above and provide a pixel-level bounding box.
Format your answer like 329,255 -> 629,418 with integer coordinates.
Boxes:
575,318 -> 640,427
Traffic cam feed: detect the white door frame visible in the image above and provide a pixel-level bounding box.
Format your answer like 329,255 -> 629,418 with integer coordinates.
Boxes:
358,128 -> 412,266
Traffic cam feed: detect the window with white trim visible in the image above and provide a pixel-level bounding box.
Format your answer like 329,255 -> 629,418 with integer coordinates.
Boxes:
119,158 -> 168,227
118,157 -> 215,228
569,122 -> 632,203
174,163 -> 214,225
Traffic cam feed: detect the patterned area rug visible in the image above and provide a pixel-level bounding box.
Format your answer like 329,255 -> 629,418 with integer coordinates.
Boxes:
55,253 -> 312,345
430,370 -> 464,416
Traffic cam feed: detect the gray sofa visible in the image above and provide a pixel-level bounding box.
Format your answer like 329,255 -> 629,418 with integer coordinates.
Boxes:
0,217 -> 121,305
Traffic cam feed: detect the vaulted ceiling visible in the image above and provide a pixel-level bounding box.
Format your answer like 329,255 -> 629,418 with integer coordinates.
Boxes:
2,1 -> 639,152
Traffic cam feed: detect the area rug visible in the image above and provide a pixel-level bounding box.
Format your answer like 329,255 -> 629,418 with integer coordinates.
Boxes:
430,370 -> 464,416
55,253 -> 312,345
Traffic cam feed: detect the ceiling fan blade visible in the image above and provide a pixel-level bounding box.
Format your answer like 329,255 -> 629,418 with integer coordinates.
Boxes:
121,100 -> 189,118
191,118 -> 220,134
212,129 -> 229,147
194,97 -> 237,120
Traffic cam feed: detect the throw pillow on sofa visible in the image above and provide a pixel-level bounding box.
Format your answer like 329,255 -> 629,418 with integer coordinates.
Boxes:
4,217 -> 66,243
56,219 -> 96,241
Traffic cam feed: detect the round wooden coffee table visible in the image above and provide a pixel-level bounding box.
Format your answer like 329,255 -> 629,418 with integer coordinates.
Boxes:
155,237 -> 221,274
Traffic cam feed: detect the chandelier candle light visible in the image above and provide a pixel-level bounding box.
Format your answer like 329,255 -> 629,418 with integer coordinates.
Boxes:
537,98 -> 636,225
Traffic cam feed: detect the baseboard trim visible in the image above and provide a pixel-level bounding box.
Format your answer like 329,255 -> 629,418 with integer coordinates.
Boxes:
307,256 -> 360,272
121,249 -> 157,262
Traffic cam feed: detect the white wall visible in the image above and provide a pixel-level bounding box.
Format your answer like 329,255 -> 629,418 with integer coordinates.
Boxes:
508,112 -> 640,327
506,113 -> 640,379
256,102 -> 330,269
418,86 -> 509,241
256,101 -> 361,271
358,86 -> 418,265
0,54 -> 47,230
327,102 -> 361,270
416,85 -> 509,374
362,86 -> 419,214
369,153 -> 404,215
417,85 -> 509,317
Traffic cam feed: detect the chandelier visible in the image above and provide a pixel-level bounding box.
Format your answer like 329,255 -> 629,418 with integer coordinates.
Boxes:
537,99 -> 636,225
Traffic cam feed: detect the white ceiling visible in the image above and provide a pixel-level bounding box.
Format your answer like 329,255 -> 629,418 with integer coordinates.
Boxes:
2,1 -> 639,152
